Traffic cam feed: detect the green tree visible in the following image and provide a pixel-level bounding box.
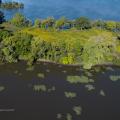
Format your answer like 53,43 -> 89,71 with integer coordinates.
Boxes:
41,17 -> 55,29
105,21 -> 116,31
92,20 -> 106,29
2,33 -> 33,62
10,13 -> 30,27
0,30 -> 11,42
82,34 -> 115,69
34,19 -> 41,28
55,17 -> 67,30
75,17 -> 91,30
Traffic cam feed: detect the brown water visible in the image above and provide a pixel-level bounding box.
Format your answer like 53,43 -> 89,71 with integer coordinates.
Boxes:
0,62 -> 120,120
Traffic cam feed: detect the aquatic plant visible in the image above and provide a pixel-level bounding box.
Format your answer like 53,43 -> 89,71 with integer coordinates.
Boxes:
33,84 -> 47,92
67,75 -> 94,84
66,113 -> 72,120
48,86 -> 56,92
18,73 -> 22,76
64,92 -> 77,98
84,71 -> 93,77
14,70 -> 19,74
46,69 -> 50,72
85,84 -> 95,91
73,106 -> 82,116
26,66 -> 34,71
37,73 -> 45,79
57,113 -> 62,119
100,90 -> 106,96
0,86 -> 5,92
110,75 -> 120,81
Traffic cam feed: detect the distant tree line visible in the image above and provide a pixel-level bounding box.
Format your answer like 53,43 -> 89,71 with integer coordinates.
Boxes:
0,1 -> 24,9
1,11 -> 120,32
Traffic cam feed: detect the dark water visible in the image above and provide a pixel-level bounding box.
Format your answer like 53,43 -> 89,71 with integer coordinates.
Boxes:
0,62 -> 120,120
1,0 -> 120,21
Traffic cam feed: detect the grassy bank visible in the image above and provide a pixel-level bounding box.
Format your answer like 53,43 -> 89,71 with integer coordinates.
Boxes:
0,13 -> 120,69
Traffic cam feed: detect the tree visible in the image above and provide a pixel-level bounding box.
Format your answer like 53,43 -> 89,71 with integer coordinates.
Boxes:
41,17 -> 55,29
55,17 -> 67,30
105,21 -> 116,31
2,33 -> 33,62
34,19 -> 41,28
92,20 -> 106,29
82,33 -> 116,69
0,11 -> 5,24
46,17 -> 55,28
75,17 -> 91,30
10,13 -> 31,27
0,30 -> 11,42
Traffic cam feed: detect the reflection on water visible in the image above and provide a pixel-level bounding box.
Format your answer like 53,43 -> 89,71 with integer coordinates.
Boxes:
0,62 -> 120,120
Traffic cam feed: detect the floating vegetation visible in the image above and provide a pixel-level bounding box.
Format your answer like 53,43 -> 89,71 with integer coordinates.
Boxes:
0,86 -> 5,92
109,75 -> 120,82
14,70 -> 19,74
57,113 -> 62,119
14,70 -> 22,76
84,71 -> 93,77
62,70 -> 67,73
66,113 -> 72,120
33,85 -> 47,92
48,86 -> 56,92
85,84 -> 95,91
100,90 -> 106,96
64,92 -> 77,98
67,75 -> 94,84
73,106 -> 82,116
26,66 -> 34,71
37,73 -> 45,79
18,73 -> 22,76
46,69 -> 50,72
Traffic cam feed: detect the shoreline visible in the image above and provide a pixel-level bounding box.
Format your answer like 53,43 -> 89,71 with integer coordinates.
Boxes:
0,59 -> 120,69
37,59 -> 120,67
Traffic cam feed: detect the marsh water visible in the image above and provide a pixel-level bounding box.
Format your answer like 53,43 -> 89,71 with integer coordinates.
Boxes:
0,62 -> 120,120
1,0 -> 120,21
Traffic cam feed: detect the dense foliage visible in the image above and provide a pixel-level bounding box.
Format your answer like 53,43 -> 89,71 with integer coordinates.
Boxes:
0,2 -> 24,9
1,13 -> 120,69
10,13 -> 32,27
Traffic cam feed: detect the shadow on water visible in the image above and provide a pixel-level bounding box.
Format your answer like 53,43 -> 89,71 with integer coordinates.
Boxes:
0,61 -> 120,120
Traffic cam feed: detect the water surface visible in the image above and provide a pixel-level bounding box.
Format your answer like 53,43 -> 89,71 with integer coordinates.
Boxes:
1,0 -> 120,21
0,62 -> 120,120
